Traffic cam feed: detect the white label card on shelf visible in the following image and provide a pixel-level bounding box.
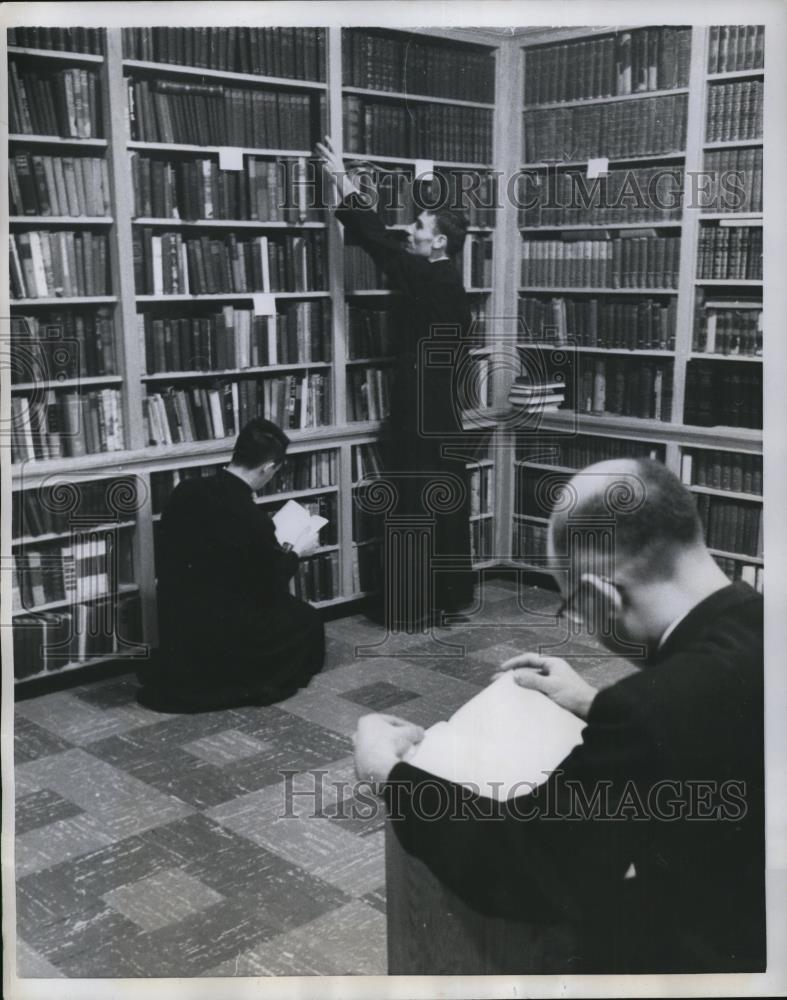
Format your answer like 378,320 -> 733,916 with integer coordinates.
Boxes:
587,157 -> 609,179
252,293 -> 277,316
219,147 -> 245,171
414,159 -> 435,182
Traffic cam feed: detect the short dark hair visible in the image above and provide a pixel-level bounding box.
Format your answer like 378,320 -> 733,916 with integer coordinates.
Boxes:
431,208 -> 469,259
551,458 -> 704,580
231,418 -> 289,470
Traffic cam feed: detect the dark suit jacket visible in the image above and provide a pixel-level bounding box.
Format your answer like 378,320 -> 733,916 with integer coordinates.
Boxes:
384,582 -> 765,973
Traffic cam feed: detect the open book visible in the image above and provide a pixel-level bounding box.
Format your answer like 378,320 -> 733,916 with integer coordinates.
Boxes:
403,671 -> 586,801
272,499 -> 328,550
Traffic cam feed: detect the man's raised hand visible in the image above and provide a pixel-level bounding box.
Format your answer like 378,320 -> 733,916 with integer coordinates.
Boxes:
493,653 -> 598,720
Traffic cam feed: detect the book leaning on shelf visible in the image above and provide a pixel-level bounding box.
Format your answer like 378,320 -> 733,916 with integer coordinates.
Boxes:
10,231 -> 110,298
11,389 -> 124,462
9,153 -> 111,217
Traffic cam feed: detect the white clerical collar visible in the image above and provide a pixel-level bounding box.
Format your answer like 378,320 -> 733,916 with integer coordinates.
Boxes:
657,609 -> 690,650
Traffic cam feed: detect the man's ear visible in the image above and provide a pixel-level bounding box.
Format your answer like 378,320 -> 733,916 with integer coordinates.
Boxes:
433,231 -> 447,252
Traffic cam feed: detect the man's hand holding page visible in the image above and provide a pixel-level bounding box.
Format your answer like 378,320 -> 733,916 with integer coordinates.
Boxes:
495,653 -> 598,721
354,714 -> 425,784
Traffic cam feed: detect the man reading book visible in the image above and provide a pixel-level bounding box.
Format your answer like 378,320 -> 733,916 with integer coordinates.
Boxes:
353,458 -> 765,973
137,418 -> 325,713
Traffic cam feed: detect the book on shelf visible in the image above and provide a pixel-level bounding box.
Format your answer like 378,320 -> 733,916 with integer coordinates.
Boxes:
11,388 -> 124,462
696,225 -> 762,280
9,153 -> 111,217
518,295 -> 677,350
139,300 -> 331,373
346,304 -> 396,358
522,93 -> 687,162
9,62 -> 103,138
563,356 -> 673,421
126,77 -> 327,149
342,94 -> 493,163
344,243 -> 389,291
9,27 -> 105,55
122,27 -> 327,81
12,476 -> 139,539
695,493 -> 762,557
516,433 -> 664,470
12,309 -> 117,378
130,153 -> 325,222
352,540 -> 382,593
469,463 -> 494,517
520,233 -> 681,289
706,79 -> 763,142
347,366 -> 392,421
680,449 -> 762,495
144,371 -> 332,444
10,230 -> 110,299
272,498 -> 329,549
524,27 -> 691,106
342,28 -> 495,102
519,165 -> 684,227
708,26 -> 765,74
352,442 -> 385,482
291,551 -> 340,603
132,230 -> 326,295
701,148 -> 762,214
692,296 -> 762,355
509,377 -> 566,412
462,233 -> 493,288
684,361 -> 761,429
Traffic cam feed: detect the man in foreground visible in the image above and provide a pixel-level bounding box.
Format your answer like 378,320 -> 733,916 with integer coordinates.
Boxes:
354,458 -> 765,972
137,417 -> 324,712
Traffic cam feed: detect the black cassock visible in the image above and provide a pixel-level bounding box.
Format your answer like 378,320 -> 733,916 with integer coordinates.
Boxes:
336,192 -> 475,615
138,468 -> 324,712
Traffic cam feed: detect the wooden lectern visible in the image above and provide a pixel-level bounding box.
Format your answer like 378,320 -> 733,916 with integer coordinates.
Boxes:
385,820 -> 581,975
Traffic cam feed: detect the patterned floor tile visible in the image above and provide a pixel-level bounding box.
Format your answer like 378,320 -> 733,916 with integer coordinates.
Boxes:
14,813 -> 115,880
14,788 -> 84,836
182,729 -> 273,765
102,867 -> 225,931
14,716 -> 74,764
16,937 -> 66,978
15,690 -> 157,746
340,680 -> 421,711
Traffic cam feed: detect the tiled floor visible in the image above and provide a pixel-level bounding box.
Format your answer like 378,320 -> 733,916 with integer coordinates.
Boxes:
13,576 -> 638,978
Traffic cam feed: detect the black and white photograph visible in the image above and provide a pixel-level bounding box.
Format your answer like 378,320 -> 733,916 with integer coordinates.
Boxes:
2,2 -> 786,997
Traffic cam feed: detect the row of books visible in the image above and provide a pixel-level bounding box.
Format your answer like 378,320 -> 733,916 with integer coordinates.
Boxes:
462,234 -> 493,288
9,65 -> 102,139
520,235 -> 682,289
713,556 -> 763,592
264,449 -> 337,495
518,295 -> 677,350
140,301 -> 331,373
515,520 -> 548,560
470,463 -> 494,517
13,535 -> 130,611
518,166 -> 684,227
292,551 -> 340,603
10,153 -> 111,218
523,93 -> 687,162
692,303 -> 762,356
695,493 -> 762,557
132,231 -> 327,295
354,169 -> 498,228
516,433 -> 663,469
343,96 -> 493,164
708,26 -> 765,74
10,230 -> 110,299
8,27 -> 105,54
681,449 -> 762,495
471,518 -> 494,562
126,78 -> 327,150
342,28 -> 495,103
705,80 -> 763,142
346,305 -> 397,359
701,148 -> 762,213
572,357 -> 673,421
684,362 -> 761,428
12,310 -> 118,379
11,389 -> 125,462
524,27 -> 691,106
144,373 -> 332,444
122,27 -> 327,81
348,367 -> 392,422
344,243 -> 388,292
352,443 -> 384,483
696,226 -> 762,280
14,598 -> 143,680
130,153 -> 324,223
13,476 -> 138,539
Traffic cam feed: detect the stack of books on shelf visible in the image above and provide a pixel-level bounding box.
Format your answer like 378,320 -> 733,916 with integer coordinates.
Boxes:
680,449 -> 761,495
701,149 -> 762,213
132,230 -> 326,295
11,389 -> 125,461
696,226 -> 762,280
518,296 -> 676,350
126,78 -> 327,149
144,370 -> 332,444
10,153 -> 111,217
523,93 -> 687,162
9,63 -> 103,138
12,311 -> 117,377
130,154 -> 324,222
708,26 -> 765,72
346,304 -> 396,358
523,27 -> 691,105
694,493 -> 762,557
519,166 -> 684,227
122,27 -> 327,80
9,27 -> 105,54
509,377 -> 566,413
684,362 -> 761,428
706,80 -> 763,142
692,297 -> 762,355
10,230 -> 110,298
347,367 -> 392,421
521,232 -> 681,289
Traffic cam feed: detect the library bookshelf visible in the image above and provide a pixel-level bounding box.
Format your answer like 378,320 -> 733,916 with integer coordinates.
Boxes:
8,24 -> 764,683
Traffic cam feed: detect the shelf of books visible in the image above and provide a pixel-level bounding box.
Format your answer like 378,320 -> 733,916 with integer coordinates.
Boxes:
512,25 -> 763,590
